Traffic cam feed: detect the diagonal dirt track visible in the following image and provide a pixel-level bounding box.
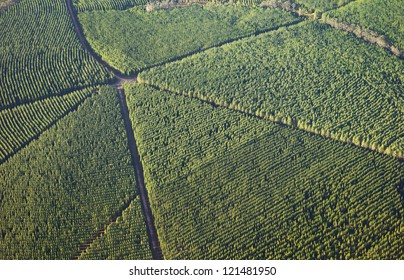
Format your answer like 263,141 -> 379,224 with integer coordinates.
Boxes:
116,87 -> 163,260
66,0 -> 162,259
73,192 -> 141,260
65,0 -> 134,80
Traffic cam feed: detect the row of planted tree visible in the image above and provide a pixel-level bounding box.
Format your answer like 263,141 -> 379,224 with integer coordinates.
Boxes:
124,83 -> 403,259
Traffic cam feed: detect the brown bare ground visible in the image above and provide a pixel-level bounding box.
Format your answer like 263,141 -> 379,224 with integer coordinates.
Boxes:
66,0 -> 163,259
0,0 -> 17,12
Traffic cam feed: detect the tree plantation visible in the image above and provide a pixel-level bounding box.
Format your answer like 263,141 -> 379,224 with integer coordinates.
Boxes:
0,0 -> 403,260
125,83 -> 403,259
79,197 -> 152,260
0,0 -> 112,109
0,87 -> 96,163
78,4 -> 300,74
139,21 -> 404,158
0,86 -> 143,259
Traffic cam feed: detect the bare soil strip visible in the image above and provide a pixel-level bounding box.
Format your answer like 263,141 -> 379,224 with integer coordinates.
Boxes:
66,0 -> 164,259
0,0 -> 17,13
66,0 -> 163,259
116,87 -> 163,260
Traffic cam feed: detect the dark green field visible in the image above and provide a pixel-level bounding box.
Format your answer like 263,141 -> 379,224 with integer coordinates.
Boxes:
0,0 -> 403,260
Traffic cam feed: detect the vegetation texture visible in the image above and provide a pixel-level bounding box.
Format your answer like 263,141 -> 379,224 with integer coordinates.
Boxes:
291,0 -> 354,12
125,83 -> 403,259
79,197 -> 152,260
326,0 -> 404,51
0,86 -> 146,259
0,87 -> 95,163
0,0 -> 111,109
139,21 -> 404,158
73,0 -> 147,12
78,5 -> 300,74
1,0 -> 403,261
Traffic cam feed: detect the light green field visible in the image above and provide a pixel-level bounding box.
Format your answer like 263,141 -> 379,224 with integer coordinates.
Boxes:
78,5 -> 300,74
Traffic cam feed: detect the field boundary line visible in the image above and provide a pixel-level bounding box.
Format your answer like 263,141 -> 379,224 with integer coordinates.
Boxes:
66,0 -> 304,77
0,83 -> 110,112
132,19 -> 304,75
116,86 -> 163,260
139,81 -> 404,161
320,17 -> 403,58
268,2 -> 403,59
0,87 -> 99,166
74,193 -> 140,260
